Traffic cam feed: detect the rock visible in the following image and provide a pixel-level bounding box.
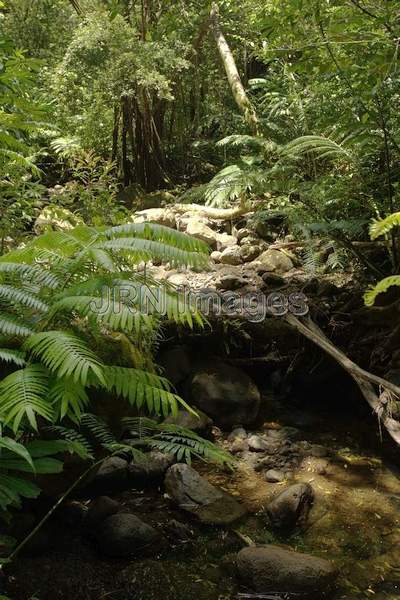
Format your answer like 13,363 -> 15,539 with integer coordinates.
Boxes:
86,457 -> 129,495
132,207 -> 176,228
85,496 -> 121,530
265,469 -> 285,483
215,232 -> 237,251
164,409 -> 213,437
219,245 -> 243,266
210,250 -> 222,263
158,345 -> 191,386
236,228 -> 252,242
128,451 -> 174,487
186,219 -> 216,246
262,272 -> 285,287
164,464 -> 246,525
231,438 -> 249,454
309,444 -> 329,458
163,519 -> 193,543
94,513 -> 160,557
228,427 -> 247,441
167,273 -> 189,287
266,482 -> 314,530
186,361 -> 260,428
239,245 -> 261,262
248,435 -> 269,452
236,545 -> 338,598
239,235 -> 262,247
254,249 -> 294,273
216,274 -> 247,291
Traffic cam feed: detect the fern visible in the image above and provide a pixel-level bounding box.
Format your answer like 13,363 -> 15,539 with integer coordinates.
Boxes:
281,135 -> 353,161
0,349 -> 26,367
364,276 -> 400,306
23,331 -> 106,386
369,212 -> 400,240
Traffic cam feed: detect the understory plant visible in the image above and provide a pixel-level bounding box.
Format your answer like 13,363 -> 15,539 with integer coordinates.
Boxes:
0,221 -> 234,519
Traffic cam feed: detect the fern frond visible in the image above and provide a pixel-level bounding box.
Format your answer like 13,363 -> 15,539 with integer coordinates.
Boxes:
369,212 -> 400,240
0,313 -> 34,338
364,275 -> 400,306
96,366 -> 184,417
44,426 -> 94,458
104,222 -> 209,255
0,285 -> 48,312
0,263 -> 60,289
282,135 -> 352,161
0,349 -> 26,367
23,331 -> 105,386
81,413 -> 116,446
0,365 -> 53,432
49,377 -> 90,422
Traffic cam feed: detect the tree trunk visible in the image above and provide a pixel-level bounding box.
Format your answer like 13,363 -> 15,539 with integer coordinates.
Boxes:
210,2 -> 259,135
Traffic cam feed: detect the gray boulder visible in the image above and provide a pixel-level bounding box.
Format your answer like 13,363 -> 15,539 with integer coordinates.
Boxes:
237,545 -> 337,598
128,451 -> 174,487
85,496 -> 120,530
266,482 -> 314,530
219,245 -> 243,265
186,361 -> 260,428
254,248 -> 293,273
86,456 -> 129,495
94,513 -> 160,557
165,464 -> 246,525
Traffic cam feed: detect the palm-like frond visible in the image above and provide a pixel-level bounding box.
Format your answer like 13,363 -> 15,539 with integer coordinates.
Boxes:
0,349 -> 26,367
364,275 -> 400,307
0,285 -> 48,313
281,135 -> 353,161
369,212 -> 400,240
49,377 -> 90,422
23,331 -> 106,386
0,313 -> 34,338
0,365 -> 53,432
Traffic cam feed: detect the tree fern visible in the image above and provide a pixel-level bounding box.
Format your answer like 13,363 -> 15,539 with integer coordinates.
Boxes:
281,135 -> 353,162
0,349 -> 26,367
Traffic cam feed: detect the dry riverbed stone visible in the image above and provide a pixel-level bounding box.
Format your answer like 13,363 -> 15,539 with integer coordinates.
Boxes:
165,463 -> 246,525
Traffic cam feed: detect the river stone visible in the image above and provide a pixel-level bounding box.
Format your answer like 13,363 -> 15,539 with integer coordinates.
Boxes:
94,513 -> 160,557
127,451 -> 174,487
236,545 -> 338,598
85,496 -> 121,530
163,409 -> 213,437
158,345 -> 191,386
266,482 -> 314,530
265,469 -> 285,483
132,207 -> 176,228
216,274 -> 247,291
186,219 -> 217,247
239,244 -> 261,262
215,232 -> 237,251
86,456 -> 129,495
220,245 -> 243,265
186,361 -> 260,428
164,464 -> 246,524
248,434 -> 269,452
254,248 -> 293,273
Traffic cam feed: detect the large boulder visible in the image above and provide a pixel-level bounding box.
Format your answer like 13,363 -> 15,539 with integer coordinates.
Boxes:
185,361 -> 260,428
84,457 -> 129,496
164,464 -> 246,525
237,545 -> 337,598
266,482 -> 314,530
94,513 -> 160,557
254,248 -> 293,273
158,345 -> 192,386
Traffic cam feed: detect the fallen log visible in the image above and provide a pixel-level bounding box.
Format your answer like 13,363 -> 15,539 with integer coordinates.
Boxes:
285,313 -> 400,446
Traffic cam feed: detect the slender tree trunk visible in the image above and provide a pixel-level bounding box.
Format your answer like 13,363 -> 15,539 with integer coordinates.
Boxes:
210,3 -> 259,135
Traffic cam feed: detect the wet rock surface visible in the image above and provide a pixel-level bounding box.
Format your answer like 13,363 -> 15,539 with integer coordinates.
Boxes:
93,513 -> 161,557
237,545 -> 338,598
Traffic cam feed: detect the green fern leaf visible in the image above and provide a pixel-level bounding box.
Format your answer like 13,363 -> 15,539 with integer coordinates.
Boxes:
23,331 -> 106,386
0,314 -> 34,338
0,365 -> 53,432
0,349 -> 26,367
369,212 -> 400,240
364,275 -> 400,306
0,285 -> 48,312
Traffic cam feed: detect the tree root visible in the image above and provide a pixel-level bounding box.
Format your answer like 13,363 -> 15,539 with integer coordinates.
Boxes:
285,313 -> 400,446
